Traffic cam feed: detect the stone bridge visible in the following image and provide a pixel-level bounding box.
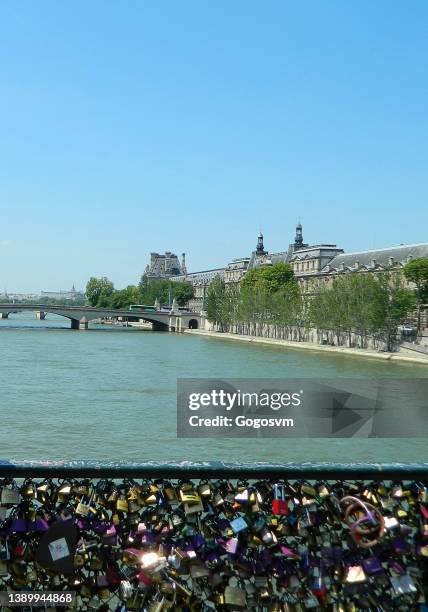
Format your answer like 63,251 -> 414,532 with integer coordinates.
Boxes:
0,304 -> 201,331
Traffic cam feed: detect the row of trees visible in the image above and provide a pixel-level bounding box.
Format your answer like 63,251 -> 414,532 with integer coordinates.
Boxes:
205,260 -> 427,351
83,258 -> 428,350
85,275 -> 194,309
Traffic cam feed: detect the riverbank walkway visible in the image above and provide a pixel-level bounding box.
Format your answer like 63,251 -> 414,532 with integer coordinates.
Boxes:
186,329 -> 428,365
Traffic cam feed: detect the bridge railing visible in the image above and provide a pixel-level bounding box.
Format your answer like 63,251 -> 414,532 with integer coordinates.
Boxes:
0,461 -> 427,610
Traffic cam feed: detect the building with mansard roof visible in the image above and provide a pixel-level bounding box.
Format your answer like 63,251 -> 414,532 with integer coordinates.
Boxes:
145,252 -> 187,278
169,267 -> 226,312
246,225 -> 344,284
319,243 -> 428,276
145,227 -> 428,311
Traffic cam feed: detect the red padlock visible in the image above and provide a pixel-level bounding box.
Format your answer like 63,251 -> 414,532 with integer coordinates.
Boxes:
272,484 -> 288,515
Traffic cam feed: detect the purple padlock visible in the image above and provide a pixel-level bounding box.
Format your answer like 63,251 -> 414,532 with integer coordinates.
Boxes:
392,537 -> 408,554
280,545 -> 299,559
362,557 -> 384,576
29,518 -> 49,532
225,537 -> 238,554
91,520 -> 108,534
192,533 -> 205,549
102,524 -> 118,546
9,519 -> 27,533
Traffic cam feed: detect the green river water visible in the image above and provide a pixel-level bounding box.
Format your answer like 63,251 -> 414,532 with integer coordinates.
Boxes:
0,312 -> 426,463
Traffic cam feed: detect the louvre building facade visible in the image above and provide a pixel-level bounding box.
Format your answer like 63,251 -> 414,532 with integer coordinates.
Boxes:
149,224 -> 428,312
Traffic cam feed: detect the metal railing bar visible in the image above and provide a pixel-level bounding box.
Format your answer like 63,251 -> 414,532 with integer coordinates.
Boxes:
0,460 -> 427,480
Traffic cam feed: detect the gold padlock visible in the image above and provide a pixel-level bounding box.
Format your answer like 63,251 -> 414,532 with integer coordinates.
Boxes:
74,554 -> 85,568
76,489 -> 94,516
76,499 -> 91,516
318,484 -> 330,498
224,585 -> 246,608
301,483 -> 316,497
198,482 -> 211,497
116,495 -> 129,513
163,483 -> 178,503
22,482 -> 35,500
179,490 -> 200,504
184,499 -> 204,514
127,486 -> 140,501
108,488 -> 119,504
57,483 -> 71,504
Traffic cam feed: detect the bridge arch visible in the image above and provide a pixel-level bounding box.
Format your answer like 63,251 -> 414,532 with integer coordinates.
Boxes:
0,303 -> 201,332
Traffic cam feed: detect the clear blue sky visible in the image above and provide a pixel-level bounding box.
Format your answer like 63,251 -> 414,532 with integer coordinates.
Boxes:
1,1 -> 427,292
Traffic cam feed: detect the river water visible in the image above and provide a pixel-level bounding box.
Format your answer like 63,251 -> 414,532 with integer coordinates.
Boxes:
0,313 -> 426,463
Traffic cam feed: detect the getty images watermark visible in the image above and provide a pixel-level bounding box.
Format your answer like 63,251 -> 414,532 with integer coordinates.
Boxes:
187,388 -> 300,429
177,378 -> 428,438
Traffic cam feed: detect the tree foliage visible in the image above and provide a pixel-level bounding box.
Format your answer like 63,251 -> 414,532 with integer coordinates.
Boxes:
169,281 -> 194,306
403,258 -> 428,302
241,263 -> 295,293
138,276 -> 170,306
85,274 -> 194,309
205,275 -> 227,328
109,286 -> 139,309
310,273 -> 415,349
85,277 -> 114,307
206,267 -> 416,352
138,276 -> 194,307
403,258 -> 428,331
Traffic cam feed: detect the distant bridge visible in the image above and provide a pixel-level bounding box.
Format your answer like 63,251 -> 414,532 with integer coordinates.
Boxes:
0,304 -> 201,331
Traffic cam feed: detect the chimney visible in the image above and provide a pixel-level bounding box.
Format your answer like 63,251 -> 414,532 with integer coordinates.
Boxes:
354,260 -> 360,270
388,256 -> 394,266
181,253 -> 187,275
371,258 -> 376,268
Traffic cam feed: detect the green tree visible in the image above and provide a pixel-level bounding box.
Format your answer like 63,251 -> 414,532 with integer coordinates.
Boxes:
170,281 -> 194,306
372,274 -> 416,351
205,275 -> 227,329
310,279 -> 349,345
403,258 -> 428,332
137,275 -> 193,307
85,277 -> 114,307
241,263 -> 295,294
138,276 -> 170,305
309,273 -> 415,350
109,285 -> 139,309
